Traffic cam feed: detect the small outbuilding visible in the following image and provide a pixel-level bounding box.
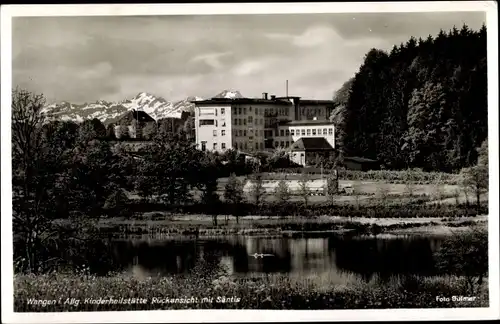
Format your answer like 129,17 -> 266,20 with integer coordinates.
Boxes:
289,137 -> 334,167
343,156 -> 380,171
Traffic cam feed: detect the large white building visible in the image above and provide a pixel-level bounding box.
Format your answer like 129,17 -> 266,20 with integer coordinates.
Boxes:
193,92 -> 336,165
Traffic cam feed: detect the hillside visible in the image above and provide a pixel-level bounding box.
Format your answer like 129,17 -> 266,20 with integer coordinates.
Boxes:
335,24 -> 487,172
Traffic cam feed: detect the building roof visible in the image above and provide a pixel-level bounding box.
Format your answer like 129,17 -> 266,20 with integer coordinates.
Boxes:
117,110 -> 155,124
284,120 -> 334,126
192,98 -> 292,106
344,156 -> 379,163
299,99 -> 335,105
290,137 -> 334,152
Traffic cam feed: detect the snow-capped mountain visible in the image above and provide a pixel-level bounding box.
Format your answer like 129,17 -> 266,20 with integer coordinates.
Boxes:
43,93 -> 206,124
43,90 -> 244,124
212,90 -> 243,99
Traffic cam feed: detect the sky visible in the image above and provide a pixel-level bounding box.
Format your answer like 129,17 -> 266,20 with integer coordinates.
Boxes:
12,12 -> 486,104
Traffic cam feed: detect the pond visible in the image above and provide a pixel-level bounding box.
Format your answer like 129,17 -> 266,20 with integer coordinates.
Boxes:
92,234 -> 444,281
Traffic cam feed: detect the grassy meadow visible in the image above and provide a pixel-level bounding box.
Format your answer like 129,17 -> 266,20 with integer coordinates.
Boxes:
15,263 -> 488,311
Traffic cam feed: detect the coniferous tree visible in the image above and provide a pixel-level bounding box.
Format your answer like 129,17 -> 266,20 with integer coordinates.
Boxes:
336,24 -> 487,172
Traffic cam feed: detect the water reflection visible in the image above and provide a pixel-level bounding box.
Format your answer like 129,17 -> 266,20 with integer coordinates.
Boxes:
102,234 -> 444,280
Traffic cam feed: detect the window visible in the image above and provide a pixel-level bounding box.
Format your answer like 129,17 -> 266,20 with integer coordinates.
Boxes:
280,141 -> 284,147
213,130 -> 217,136
238,107 -> 242,114
323,128 -> 327,135
199,119 -> 215,126
317,128 -> 321,135
248,116 -> 253,123
221,130 -> 226,136
201,141 -> 207,151
215,109 -> 218,116
244,142 -> 248,150
329,128 -> 333,135
286,141 -> 290,148
243,130 -> 247,136
221,120 -> 226,127
233,107 -> 238,115
280,129 -> 284,137
239,130 -> 243,136
312,129 -> 317,136
255,143 -> 258,150
234,118 -> 237,125
243,107 -> 247,114
286,130 -> 290,137
249,106 -> 252,112
215,120 -> 218,127
307,129 -> 311,136
244,119 -> 247,126
255,108 -> 259,115
221,108 -> 225,115
275,130 -> 279,137
213,143 -> 217,150
275,141 -> 279,148
291,129 -> 295,136
234,142 -> 238,149
222,143 -> 226,149
265,108 -> 268,115
301,129 -> 305,136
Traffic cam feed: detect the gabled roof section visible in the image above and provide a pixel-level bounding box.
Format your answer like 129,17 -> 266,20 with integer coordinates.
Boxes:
117,110 -> 155,124
344,156 -> 378,163
284,120 -> 334,126
290,137 -> 334,152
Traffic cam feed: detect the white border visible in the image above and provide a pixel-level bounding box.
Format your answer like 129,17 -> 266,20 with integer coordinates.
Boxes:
1,2 -> 499,323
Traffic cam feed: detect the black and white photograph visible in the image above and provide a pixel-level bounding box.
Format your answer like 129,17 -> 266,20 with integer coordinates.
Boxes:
1,2 -> 499,323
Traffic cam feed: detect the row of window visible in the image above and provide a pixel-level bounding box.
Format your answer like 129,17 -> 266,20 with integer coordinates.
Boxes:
213,130 -> 226,136
290,127 -> 333,136
210,108 -> 225,116
208,106 -> 326,118
275,141 -> 292,148
212,142 -> 227,150
211,127 -> 333,138
199,119 -> 227,127
233,106 -> 261,116
264,107 -> 290,117
234,117 -> 264,126
234,129 -> 264,137
300,107 -> 325,117
234,142 -> 264,151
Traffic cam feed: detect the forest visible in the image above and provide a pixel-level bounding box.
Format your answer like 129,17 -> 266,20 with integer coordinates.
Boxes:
332,24 -> 488,173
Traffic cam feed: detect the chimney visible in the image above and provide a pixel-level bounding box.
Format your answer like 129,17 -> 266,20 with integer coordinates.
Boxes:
262,92 -> 268,100
270,95 -> 276,100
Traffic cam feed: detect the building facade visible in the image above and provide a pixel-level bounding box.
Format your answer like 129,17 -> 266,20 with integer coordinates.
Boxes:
193,93 -> 336,159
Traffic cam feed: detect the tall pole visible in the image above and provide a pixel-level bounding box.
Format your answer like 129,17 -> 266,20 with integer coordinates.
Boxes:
286,80 -> 288,97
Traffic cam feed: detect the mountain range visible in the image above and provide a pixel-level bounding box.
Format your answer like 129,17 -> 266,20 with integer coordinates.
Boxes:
42,90 -> 244,124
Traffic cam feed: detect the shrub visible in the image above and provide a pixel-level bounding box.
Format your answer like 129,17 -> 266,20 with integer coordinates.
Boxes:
434,226 -> 488,294
274,180 -> 291,206
249,173 -> 265,206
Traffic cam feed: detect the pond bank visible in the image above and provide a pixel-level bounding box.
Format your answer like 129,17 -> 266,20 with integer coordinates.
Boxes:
96,215 -> 487,239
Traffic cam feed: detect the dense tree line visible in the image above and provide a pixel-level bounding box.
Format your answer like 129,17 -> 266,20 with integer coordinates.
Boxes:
337,24 -> 487,172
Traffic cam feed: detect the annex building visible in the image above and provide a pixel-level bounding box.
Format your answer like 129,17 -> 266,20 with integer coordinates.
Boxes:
193,92 -> 336,166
